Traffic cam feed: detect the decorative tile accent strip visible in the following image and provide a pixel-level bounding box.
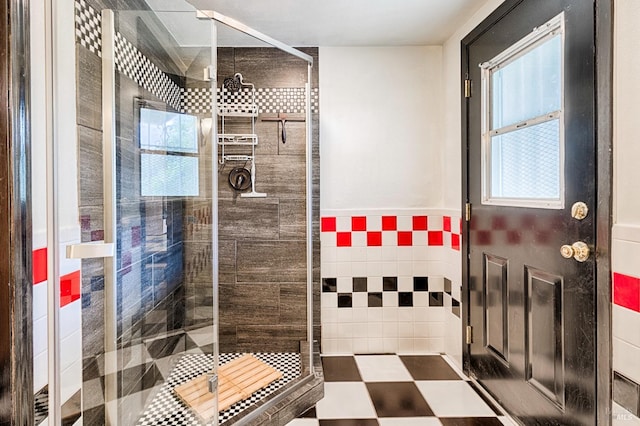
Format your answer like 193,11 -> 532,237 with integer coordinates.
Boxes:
60,270 -> 82,308
75,0 -> 182,110
32,248 -> 82,307
34,385 -> 48,426
613,272 -> 640,312
75,1 -> 320,115
321,214 -> 461,251
114,33 -> 182,110
75,0 -> 102,57
181,87 -> 320,115
33,247 -> 47,285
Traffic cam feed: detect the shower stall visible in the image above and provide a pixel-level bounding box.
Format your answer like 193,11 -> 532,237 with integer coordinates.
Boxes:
40,1 -> 321,424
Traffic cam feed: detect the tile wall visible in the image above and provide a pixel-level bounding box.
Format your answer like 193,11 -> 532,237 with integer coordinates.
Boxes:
320,209 -> 462,364
612,224 -> 640,420
181,46 -> 321,353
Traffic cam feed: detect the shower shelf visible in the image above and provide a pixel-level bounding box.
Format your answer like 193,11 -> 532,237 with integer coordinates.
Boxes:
218,108 -> 258,118
218,73 -> 266,197
217,133 -> 258,146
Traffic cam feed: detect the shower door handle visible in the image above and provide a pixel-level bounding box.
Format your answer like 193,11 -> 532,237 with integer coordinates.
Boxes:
66,241 -> 114,259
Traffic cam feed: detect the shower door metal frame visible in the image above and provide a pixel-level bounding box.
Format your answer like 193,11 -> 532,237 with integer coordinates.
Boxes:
197,9 -> 315,424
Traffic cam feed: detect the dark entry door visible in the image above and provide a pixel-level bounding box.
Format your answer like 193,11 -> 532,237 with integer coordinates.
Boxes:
464,1 -> 598,425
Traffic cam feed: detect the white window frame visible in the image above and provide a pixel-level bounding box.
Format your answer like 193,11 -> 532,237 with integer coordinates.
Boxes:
480,12 -> 565,209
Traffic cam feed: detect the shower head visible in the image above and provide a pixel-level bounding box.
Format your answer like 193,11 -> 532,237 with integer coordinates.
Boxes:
223,74 -> 241,92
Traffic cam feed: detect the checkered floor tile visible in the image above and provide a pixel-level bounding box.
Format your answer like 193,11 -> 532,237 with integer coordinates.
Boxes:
287,354 -> 517,426
137,352 -> 301,425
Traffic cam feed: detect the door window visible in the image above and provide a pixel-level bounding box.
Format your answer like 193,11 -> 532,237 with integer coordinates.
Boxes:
480,13 -> 564,208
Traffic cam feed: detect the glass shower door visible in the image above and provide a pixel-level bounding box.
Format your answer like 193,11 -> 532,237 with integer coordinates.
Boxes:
69,3 -> 218,424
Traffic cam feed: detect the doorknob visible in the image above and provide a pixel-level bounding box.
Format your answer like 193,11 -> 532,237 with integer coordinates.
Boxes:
560,241 -> 590,262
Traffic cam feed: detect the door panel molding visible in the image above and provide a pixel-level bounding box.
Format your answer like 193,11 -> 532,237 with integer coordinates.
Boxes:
526,266 -> 564,409
484,253 -> 509,364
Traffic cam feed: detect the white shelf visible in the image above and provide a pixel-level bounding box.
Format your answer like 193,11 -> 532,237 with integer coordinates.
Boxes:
222,155 -> 253,162
218,106 -> 258,117
218,133 -> 258,146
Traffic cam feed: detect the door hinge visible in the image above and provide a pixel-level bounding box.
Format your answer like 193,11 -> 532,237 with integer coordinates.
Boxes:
465,203 -> 471,222
464,79 -> 472,98
466,325 -> 473,344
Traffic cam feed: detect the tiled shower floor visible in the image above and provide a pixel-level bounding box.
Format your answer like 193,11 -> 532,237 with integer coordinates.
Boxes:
137,352 -> 301,425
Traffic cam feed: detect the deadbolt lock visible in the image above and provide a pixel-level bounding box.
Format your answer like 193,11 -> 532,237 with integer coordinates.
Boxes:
560,241 -> 590,262
571,202 -> 589,220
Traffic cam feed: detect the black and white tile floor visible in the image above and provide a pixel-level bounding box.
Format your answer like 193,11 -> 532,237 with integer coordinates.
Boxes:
287,354 -> 516,426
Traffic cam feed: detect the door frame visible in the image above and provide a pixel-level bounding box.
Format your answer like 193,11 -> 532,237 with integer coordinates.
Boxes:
460,1 -> 613,424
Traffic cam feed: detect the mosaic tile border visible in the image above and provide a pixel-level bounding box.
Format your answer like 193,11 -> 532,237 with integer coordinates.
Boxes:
322,275 -> 459,316
321,214 -> 461,251
75,0 -> 320,115
181,86 -> 320,115
114,32 -> 182,110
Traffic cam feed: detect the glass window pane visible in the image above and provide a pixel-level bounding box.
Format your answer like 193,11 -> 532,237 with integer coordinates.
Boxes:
139,107 -> 198,153
492,35 -> 561,129
490,119 -> 560,199
141,153 -> 199,196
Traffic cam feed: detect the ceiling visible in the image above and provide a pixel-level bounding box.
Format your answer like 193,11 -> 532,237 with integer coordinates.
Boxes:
144,0 -> 489,47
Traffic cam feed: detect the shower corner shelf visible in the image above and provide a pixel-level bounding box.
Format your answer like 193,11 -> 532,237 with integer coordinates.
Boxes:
218,73 -> 266,197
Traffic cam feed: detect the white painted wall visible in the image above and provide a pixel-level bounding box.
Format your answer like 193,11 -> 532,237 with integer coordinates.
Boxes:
441,0 -> 506,210
319,46 -> 444,210
614,0 -> 640,227
612,0 -> 640,390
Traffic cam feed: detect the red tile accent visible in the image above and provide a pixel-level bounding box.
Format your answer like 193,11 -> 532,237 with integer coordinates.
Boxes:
412,216 -> 428,231
352,216 -> 367,232
451,233 -> 460,251
613,272 -> 640,312
443,216 -> 451,232
60,270 -> 81,308
382,216 -> 397,231
91,230 -> 104,241
367,231 -> 382,246
398,231 -> 413,246
131,226 -> 141,247
80,215 -> 91,231
33,248 -> 47,285
321,217 -> 336,232
428,231 -> 444,246
337,232 -> 352,247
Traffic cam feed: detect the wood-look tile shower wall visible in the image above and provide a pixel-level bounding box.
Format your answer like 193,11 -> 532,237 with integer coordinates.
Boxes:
187,47 -> 321,353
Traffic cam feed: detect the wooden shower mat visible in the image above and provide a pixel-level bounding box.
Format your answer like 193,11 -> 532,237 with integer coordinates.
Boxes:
173,354 -> 283,421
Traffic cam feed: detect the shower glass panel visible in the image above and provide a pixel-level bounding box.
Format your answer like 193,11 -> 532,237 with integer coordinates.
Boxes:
75,4 -> 217,424
70,1 -> 318,424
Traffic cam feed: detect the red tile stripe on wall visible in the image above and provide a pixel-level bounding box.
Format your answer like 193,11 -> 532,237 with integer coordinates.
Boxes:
613,272 -> 640,312
322,215 -> 461,250
32,248 -> 82,308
